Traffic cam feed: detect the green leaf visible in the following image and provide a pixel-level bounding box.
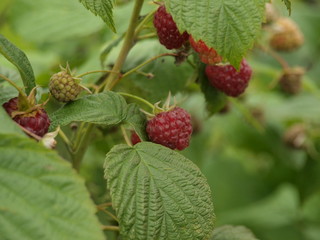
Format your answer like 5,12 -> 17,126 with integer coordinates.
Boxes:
124,103 -> 148,141
165,0 -> 267,67
49,92 -> 127,130
211,225 -> 258,240
79,0 -> 116,32
282,0 -> 292,15
199,63 -> 227,114
104,142 -> 215,240
0,134 -> 104,240
0,34 -> 36,95
0,108 -> 24,135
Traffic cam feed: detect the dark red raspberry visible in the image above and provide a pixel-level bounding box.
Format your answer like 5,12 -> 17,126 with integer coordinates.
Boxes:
189,36 -> 222,65
3,97 -> 50,137
205,59 -> 252,97
153,5 -> 189,50
131,131 -> 141,145
146,107 -> 192,150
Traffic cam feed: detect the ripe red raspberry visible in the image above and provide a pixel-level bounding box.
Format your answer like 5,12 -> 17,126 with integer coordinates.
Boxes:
131,131 -> 141,145
3,97 -> 50,137
205,59 -> 252,97
153,5 -> 189,50
189,36 -> 222,65
146,107 -> 192,150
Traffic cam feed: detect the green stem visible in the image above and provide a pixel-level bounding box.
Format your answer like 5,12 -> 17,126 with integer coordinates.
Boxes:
0,74 -> 27,97
103,0 -> 145,91
71,123 -> 94,171
102,226 -> 119,231
134,9 -> 157,36
58,129 -> 73,148
75,70 -> 117,79
69,0 -> 145,170
122,53 -> 177,78
121,125 -> 132,146
118,92 -> 154,109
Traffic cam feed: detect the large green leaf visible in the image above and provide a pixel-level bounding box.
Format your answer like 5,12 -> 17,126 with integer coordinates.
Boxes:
124,103 -> 148,141
79,0 -> 115,32
210,225 -> 258,240
0,34 -> 35,94
104,142 -> 215,240
50,92 -> 127,129
0,134 -> 104,240
165,0 -> 267,67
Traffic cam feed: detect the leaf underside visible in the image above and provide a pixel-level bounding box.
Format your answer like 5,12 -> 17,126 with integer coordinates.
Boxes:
104,142 -> 215,240
165,0 -> 268,68
0,34 -> 36,95
79,0 -> 116,32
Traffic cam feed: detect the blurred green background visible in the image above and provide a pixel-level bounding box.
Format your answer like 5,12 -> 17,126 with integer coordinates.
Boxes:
1,0 -> 320,239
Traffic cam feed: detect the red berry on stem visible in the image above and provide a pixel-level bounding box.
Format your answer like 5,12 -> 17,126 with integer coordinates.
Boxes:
3,97 -> 50,137
146,107 -> 192,150
189,36 -> 222,65
153,5 -> 189,50
205,59 -> 252,97
131,131 -> 141,145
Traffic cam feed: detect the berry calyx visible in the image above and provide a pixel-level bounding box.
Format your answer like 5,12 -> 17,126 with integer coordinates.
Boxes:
153,5 -> 189,50
270,18 -> 304,52
189,36 -> 222,65
3,97 -> 50,137
131,131 -> 141,145
146,107 -> 192,150
205,59 -> 252,97
49,65 -> 83,102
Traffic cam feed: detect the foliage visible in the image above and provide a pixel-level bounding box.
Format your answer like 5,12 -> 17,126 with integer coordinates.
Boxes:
0,0 -> 320,240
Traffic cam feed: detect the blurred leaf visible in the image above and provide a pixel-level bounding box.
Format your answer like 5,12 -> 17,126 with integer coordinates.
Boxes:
165,0 -> 267,67
0,86 -> 18,105
9,0 -> 104,43
219,184 -> 299,228
0,34 -> 35,94
198,63 -> 227,115
0,134 -> 104,240
79,0 -> 115,32
50,92 -> 127,130
124,103 -> 147,141
302,191 -> 320,223
104,142 -> 215,240
210,225 -> 258,240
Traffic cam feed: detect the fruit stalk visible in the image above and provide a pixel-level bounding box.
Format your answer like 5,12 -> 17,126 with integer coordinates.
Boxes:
103,0 -> 145,91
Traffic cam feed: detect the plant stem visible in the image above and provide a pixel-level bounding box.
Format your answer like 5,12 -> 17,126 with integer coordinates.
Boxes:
75,70 -> 118,78
70,0 -> 145,170
121,53 -> 177,78
118,92 -> 154,109
121,125 -> 132,146
97,207 -> 119,222
102,225 -> 120,231
134,9 -> 157,36
103,0 -> 145,91
0,74 -> 26,97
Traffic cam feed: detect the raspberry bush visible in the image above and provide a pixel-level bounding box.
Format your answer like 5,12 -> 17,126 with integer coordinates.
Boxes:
1,1 -> 320,240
